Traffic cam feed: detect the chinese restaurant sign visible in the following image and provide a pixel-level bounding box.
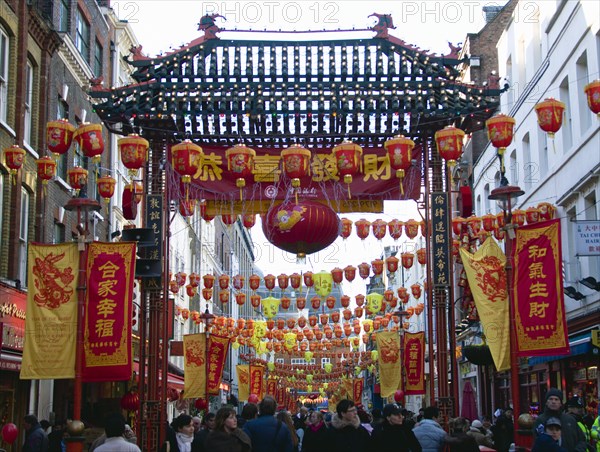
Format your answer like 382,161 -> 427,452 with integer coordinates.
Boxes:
574,220 -> 600,256
144,194 -> 163,261
432,192 -> 451,286
83,242 -> 136,381
512,219 -> 570,357
403,331 -> 425,395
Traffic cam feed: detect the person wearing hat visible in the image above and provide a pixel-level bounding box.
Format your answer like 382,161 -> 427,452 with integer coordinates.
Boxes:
566,396 -> 594,449
533,388 -> 588,452
370,404 -> 422,451
532,417 -> 567,452
466,419 -> 495,449
491,408 -> 514,452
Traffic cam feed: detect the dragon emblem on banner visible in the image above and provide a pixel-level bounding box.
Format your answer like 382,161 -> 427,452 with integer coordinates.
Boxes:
32,251 -> 75,309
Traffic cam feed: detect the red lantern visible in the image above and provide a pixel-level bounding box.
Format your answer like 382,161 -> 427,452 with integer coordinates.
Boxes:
584,79 -> 600,117
371,259 -> 384,276
243,214 -> 256,229
119,134 -> 149,177
331,267 -> 343,285
73,123 -> 104,163
340,217 -> 353,239
481,213 -> 496,232
384,290 -> 394,302
199,201 -> 215,222
496,212 -> 505,229
235,293 -> 246,306
512,209 -> 526,227
218,274 -> 230,290
355,294 -> 365,307
3,145 -> 26,179
262,200 -> 340,261
343,265 -> 356,282
289,273 -> 301,290
404,219 -> 419,239
371,219 -> 387,240
226,144 -> 255,199
340,295 -> 350,308
435,125 -> 465,167
281,296 -> 291,309
203,274 -> 215,289
326,296 -> 336,309
493,227 -> 505,241
303,271 -> 314,287
189,273 -> 201,287
96,175 -> 116,202
466,216 -> 481,236
221,214 -> 237,226
535,98 -> 566,138
537,202 -> 555,220
354,307 -> 364,318
416,248 -> 427,266
355,219 -> 371,240
277,273 -> 289,290
249,274 -> 261,291
172,140 -> 204,183
401,252 -> 414,269
195,398 -> 209,410
120,391 -> 140,411
397,287 -> 409,304
387,219 -> 403,240
296,297 -> 306,310
179,199 -> 196,217
386,256 -> 399,273
526,206 -> 540,224
452,239 -> 461,257
281,144 -> 311,180
264,274 -> 276,291
411,284 -> 422,299
169,280 -> 180,294
186,285 -> 197,297
452,216 -> 465,236
486,114 -> 516,153
46,119 -> 75,157
67,166 -> 88,192
250,294 -> 261,308
358,262 -> 371,279
36,156 -> 57,186
218,290 -> 229,304
332,140 -> 362,198
311,296 -> 321,310
384,134 -> 414,195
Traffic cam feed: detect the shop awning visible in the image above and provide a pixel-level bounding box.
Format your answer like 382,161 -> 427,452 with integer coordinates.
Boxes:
527,333 -> 592,365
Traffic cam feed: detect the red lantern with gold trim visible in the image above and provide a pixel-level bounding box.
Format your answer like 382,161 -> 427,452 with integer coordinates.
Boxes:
512,209 -> 526,227
386,256 -> 399,273
179,199 -> 196,217
401,252 -> 414,269
493,227 -> 505,241
340,217 -> 353,239
435,125 -> 465,167
119,134 -> 149,177
189,273 -> 201,288
250,295 -> 261,308
404,219 -> 419,239
525,206 -> 540,224
358,262 -> 371,280
221,214 -> 237,226
281,296 -> 291,309
452,216 -> 465,236
371,219 -> 387,240
226,144 -> 255,200
67,166 -> 88,192
331,268 -> 343,285
343,265 -> 356,282
537,202 -> 555,221
535,98 -> 565,138
249,274 -> 260,291
199,201 -> 215,222
411,284 -> 422,299
326,296 -> 336,309
218,290 -> 229,304
355,219 -> 371,240
96,175 -> 116,203
203,274 -> 215,289
242,214 -> 256,229
371,259 -> 384,276
311,297 -> 321,310
466,216 -> 481,236
296,297 -> 306,310
235,292 -> 246,306
172,140 -> 204,183
277,274 -> 289,291
384,134 -> 414,195
387,219 -> 403,240
332,140 -> 362,198
3,145 -> 26,180
340,295 -> 350,308
264,274 -> 276,291
289,273 -> 301,290
384,290 -> 394,302
481,213 -> 496,232
416,248 -> 427,266
584,80 -> 600,117
36,156 -> 56,186
73,123 -> 104,163
218,274 -> 230,290
46,119 -> 75,157
303,272 -> 314,288
486,114 -> 516,153
186,285 -> 197,298
355,294 -> 365,307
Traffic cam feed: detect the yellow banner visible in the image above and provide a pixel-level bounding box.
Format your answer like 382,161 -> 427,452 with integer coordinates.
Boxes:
21,243 -> 79,379
237,364 -> 250,402
460,238 -> 510,371
376,331 -> 402,398
184,334 -> 206,398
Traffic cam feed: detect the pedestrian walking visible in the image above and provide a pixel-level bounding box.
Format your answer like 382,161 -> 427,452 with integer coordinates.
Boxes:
302,410 -> 329,452
412,406 -> 446,452
243,395 -> 293,452
22,414 -> 49,452
370,403 -> 422,452
277,411 -> 300,452
444,417 -> 479,452
93,414 -> 141,452
204,406 -> 251,452
161,413 -> 203,452
327,399 -> 371,452
532,416 -> 568,452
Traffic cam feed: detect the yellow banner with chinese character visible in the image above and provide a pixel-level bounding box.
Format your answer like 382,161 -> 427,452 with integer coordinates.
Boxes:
21,243 -> 79,379
376,331 -> 402,398
237,364 -> 250,402
184,333 -> 207,398
460,238 -> 510,371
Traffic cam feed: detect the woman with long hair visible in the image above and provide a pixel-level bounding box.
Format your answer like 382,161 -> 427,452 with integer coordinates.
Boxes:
277,411 -> 299,452
161,413 -> 203,452
302,410 -> 330,452
204,406 -> 252,452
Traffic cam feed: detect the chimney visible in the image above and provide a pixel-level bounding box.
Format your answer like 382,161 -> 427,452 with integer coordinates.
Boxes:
482,5 -> 503,23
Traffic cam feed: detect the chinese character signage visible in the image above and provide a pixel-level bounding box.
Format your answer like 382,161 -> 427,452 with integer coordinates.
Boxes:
249,364 -> 265,400
574,220 -> 600,256
266,378 -> 278,397
513,219 -> 570,357
83,242 -> 136,381
432,192 -> 451,286
145,194 -> 163,261
207,334 -> 230,396
21,243 -> 79,379
184,333 -> 207,398
403,331 -> 425,395
352,379 -> 364,403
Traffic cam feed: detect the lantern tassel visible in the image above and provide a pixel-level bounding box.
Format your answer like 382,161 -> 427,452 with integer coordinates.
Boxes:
347,183 -> 351,199
239,186 -> 243,201
295,190 -> 298,205
399,179 -> 404,196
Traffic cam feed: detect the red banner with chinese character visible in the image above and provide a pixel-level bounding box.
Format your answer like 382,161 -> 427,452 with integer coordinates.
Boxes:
513,219 -> 570,357
206,334 -> 230,395
266,378 -> 277,397
249,364 -> 265,400
403,332 -> 425,395
352,379 -> 364,403
276,382 -> 285,406
83,242 -> 136,382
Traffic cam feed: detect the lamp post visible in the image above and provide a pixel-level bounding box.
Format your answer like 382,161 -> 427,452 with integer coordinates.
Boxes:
488,164 -> 525,449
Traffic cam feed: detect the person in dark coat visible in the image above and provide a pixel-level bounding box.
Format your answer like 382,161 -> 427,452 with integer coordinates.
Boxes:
301,410 -> 330,452
444,417 -> 479,452
491,408 -> 514,452
161,413 -> 203,452
23,414 -> 49,452
204,406 -> 251,452
533,388 -> 588,452
327,399 -> 371,452
237,402 -> 258,429
243,395 -> 293,452
532,416 -> 567,452
370,404 -> 422,452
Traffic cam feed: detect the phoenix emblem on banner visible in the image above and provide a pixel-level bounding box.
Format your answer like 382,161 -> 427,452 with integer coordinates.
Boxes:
185,342 -> 206,366
379,336 -> 400,363
472,256 -> 507,303
32,252 -> 75,309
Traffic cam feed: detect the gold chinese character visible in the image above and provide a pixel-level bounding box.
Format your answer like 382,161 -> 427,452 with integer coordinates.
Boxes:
98,261 -> 119,279
95,318 -> 115,337
97,298 -> 117,317
528,262 -> 546,279
529,301 -> 549,318
362,154 -> 390,182
97,280 -> 118,298
195,153 -> 223,181
529,281 -> 549,298
528,245 -> 547,260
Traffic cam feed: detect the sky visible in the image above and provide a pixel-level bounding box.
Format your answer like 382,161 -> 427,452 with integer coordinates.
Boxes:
110,0 -> 498,287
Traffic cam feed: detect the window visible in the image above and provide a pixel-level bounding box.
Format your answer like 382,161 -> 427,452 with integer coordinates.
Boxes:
75,9 -> 90,62
576,52 -> 590,134
559,76 -> 572,152
522,133 -> 533,190
94,40 -> 103,77
0,27 -> 9,123
53,222 -> 65,244
59,0 -> 70,32
321,357 -> 331,368
24,61 -> 33,146
19,188 -> 30,285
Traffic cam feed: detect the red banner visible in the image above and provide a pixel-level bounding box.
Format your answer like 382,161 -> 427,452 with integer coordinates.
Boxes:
266,378 -> 277,397
352,379 -> 364,403
249,364 -> 265,399
176,145 -> 422,203
276,382 -> 285,406
83,242 -> 136,382
403,332 -> 425,395
207,334 -> 230,395
512,219 -> 570,357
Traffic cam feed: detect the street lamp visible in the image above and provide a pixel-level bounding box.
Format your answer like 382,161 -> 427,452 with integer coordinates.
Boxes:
488,169 -> 525,449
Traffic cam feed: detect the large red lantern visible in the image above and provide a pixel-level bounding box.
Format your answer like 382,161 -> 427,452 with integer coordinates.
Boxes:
584,80 -> 600,117
262,200 -> 340,261
121,391 -> 140,411
226,144 -> 255,200
384,134 -> 414,194
340,217 -> 353,239
3,145 -> 26,180
355,219 -> 371,240
67,166 -> 88,192
332,140 -> 362,198
119,134 -> 149,177
485,114 -> 516,153
372,219 -> 387,240
387,219 -> 403,240
35,156 -> 56,186
435,125 -> 465,167
1,422 -> 18,444
73,123 -> 104,163
46,119 -> 75,157
535,98 -> 565,138
172,140 -> 204,183
97,175 -> 116,203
